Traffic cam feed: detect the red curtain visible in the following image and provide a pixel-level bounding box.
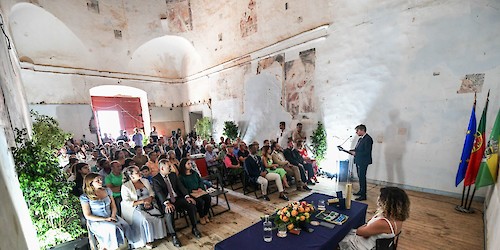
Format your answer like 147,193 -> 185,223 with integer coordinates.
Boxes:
90,96 -> 144,135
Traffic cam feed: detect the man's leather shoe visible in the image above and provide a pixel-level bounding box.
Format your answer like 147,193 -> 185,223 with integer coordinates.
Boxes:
263,195 -> 270,201
171,235 -> 181,247
353,191 -> 362,196
307,181 -> 316,185
303,185 -> 312,191
355,196 -> 367,201
279,194 -> 289,201
192,228 -> 202,238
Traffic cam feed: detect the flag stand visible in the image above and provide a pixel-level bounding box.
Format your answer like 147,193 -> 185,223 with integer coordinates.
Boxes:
455,185 -> 475,213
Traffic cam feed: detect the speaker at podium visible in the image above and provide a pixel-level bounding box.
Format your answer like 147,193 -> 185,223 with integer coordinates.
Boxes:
339,160 -> 349,182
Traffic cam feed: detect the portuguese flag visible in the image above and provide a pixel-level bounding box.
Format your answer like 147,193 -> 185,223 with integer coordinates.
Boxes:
475,108 -> 500,189
463,94 -> 489,187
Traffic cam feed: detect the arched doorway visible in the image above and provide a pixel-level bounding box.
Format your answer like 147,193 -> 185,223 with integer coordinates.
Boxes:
89,85 -> 151,144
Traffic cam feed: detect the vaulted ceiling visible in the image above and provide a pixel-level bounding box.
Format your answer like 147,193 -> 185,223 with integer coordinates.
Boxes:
1,0 -> 332,79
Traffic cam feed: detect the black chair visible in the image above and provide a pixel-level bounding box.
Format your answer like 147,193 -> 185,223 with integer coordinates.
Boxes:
206,171 -> 231,216
376,231 -> 401,250
174,209 -> 191,230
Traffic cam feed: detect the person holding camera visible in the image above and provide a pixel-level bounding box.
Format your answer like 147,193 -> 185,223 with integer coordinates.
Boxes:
121,166 -> 167,249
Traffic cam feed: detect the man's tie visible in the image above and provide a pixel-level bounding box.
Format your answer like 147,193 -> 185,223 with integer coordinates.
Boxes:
355,137 -> 362,149
164,175 -> 176,203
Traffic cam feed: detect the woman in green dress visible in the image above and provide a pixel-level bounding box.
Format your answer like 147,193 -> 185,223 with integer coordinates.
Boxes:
262,145 -> 290,189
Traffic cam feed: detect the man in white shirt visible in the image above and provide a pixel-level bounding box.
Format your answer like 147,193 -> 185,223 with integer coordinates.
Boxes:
276,121 -> 291,149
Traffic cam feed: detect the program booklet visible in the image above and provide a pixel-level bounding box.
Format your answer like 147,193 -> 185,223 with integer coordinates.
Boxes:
315,210 -> 349,225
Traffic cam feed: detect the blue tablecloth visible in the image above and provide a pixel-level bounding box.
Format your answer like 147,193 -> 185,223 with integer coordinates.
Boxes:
215,192 -> 368,250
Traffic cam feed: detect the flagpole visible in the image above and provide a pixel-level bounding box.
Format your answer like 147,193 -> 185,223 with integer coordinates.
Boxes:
466,186 -> 477,211
461,185 -> 470,207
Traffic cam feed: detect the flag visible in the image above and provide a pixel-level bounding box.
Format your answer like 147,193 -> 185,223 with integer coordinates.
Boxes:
464,92 -> 489,186
455,97 -> 476,186
475,108 -> 500,188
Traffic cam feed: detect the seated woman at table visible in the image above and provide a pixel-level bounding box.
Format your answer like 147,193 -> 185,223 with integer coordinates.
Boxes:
178,158 -> 212,225
339,186 -> 410,250
80,173 -> 132,250
121,166 -> 167,249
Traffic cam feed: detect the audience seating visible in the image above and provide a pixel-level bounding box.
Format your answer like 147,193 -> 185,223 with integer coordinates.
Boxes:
376,231 -> 401,250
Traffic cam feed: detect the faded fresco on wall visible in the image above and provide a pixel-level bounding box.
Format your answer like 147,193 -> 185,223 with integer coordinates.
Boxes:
284,49 -> 316,119
166,0 -> 193,32
257,54 -> 284,74
240,0 -> 257,37
257,53 -> 285,106
457,73 -> 485,93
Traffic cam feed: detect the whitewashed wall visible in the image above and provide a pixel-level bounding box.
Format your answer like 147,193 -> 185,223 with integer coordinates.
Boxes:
30,104 -> 96,143
485,183 -> 499,250
0,9 -> 38,248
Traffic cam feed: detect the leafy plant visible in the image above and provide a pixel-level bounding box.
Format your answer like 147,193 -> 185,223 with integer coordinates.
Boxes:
223,121 -> 239,140
194,117 -> 212,140
310,121 -> 327,165
12,111 -> 85,249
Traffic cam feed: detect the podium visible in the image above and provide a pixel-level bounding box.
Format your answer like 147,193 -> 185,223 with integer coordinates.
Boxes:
339,160 -> 349,182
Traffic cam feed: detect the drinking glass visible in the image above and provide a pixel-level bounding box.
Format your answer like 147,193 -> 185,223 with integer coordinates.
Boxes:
318,200 -> 326,211
277,224 -> 287,238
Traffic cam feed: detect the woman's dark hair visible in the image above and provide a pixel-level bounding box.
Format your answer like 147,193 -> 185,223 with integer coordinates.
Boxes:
261,145 -> 271,157
378,187 -> 410,221
74,162 -> 88,180
178,158 -> 190,176
122,166 -> 140,183
124,158 -> 136,167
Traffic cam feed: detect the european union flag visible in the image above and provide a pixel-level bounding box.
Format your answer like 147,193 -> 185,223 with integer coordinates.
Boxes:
455,99 -> 476,186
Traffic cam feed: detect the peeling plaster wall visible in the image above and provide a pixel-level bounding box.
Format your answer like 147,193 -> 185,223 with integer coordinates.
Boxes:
1,0 -> 332,78
186,0 -> 500,197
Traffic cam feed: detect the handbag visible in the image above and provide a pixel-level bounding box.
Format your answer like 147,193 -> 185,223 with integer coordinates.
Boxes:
139,200 -> 163,217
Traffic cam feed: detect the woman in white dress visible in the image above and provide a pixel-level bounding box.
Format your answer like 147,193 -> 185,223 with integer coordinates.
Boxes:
121,166 -> 167,249
339,186 -> 410,250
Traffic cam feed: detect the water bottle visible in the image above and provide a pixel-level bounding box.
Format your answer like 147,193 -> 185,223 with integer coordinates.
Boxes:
263,215 -> 272,242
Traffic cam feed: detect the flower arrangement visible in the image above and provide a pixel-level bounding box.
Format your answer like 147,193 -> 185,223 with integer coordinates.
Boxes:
275,201 -> 315,230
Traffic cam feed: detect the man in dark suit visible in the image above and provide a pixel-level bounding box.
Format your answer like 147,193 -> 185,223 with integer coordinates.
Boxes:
244,141 -> 288,201
152,159 -> 201,247
175,138 -> 187,160
349,124 -> 373,201
283,138 -> 315,188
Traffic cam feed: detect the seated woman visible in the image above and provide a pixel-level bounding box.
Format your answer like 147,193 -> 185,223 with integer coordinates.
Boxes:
121,166 -> 167,249
339,186 -> 410,250
72,162 -> 90,197
261,145 -> 290,189
297,140 -> 319,183
80,173 -> 132,250
178,158 -> 212,225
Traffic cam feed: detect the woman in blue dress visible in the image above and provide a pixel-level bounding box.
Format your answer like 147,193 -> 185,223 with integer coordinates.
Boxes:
80,172 -> 132,249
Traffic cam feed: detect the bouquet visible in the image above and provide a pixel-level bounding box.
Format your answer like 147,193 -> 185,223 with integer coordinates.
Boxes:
275,201 -> 315,230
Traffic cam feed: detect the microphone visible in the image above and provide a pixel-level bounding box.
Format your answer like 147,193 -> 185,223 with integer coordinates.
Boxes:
339,135 -> 353,146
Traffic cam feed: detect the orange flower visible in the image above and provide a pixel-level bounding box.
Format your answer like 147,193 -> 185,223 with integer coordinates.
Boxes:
291,210 -> 298,217
300,216 -> 306,221
287,224 -> 295,230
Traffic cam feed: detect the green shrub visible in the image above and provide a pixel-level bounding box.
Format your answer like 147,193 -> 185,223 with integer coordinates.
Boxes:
194,117 -> 212,140
310,121 -> 327,165
223,121 -> 239,140
12,111 -> 85,249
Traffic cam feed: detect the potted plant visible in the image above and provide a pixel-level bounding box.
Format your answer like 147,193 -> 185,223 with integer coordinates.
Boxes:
310,121 -> 327,165
223,121 -> 239,140
194,117 -> 212,140
12,111 -> 86,249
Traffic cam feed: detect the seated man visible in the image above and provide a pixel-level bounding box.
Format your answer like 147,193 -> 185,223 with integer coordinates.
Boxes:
244,141 -> 288,201
283,138 -> 315,186
271,142 -> 311,191
151,159 -> 201,247
224,144 -> 243,176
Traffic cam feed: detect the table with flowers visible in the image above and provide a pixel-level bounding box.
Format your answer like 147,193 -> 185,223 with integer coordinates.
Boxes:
215,192 -> 368,250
